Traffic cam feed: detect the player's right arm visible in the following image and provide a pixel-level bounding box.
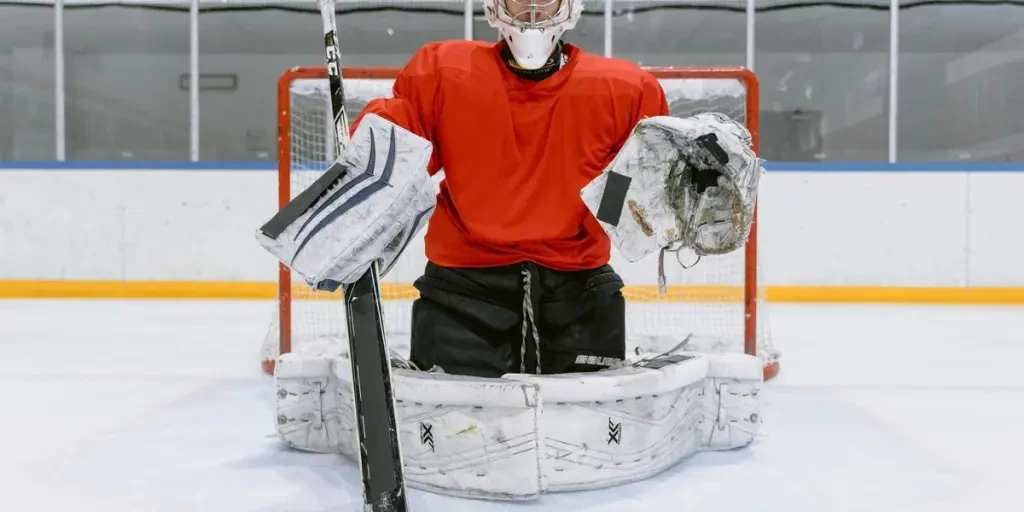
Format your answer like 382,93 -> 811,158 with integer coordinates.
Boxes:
351,43 -> 443,176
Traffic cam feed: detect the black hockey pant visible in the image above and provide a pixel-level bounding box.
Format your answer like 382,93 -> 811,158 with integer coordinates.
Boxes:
409,261 -> 626,378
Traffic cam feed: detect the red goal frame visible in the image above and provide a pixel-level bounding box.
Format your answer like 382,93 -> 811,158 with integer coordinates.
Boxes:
274,66 -> 774,380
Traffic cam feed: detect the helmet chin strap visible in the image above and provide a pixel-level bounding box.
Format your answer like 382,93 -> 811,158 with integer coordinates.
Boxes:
501,39 -> 566,81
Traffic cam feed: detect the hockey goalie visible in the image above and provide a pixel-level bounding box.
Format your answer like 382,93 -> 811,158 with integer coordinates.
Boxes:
258,0 -> 766,502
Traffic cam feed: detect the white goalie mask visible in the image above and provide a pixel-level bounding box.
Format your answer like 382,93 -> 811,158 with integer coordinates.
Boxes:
484,0 -> 584,69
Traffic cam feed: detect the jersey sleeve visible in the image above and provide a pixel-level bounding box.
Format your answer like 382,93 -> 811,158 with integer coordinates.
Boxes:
609,71 -> 670,156
351,43 -> 443,175
635,71 -> 670,123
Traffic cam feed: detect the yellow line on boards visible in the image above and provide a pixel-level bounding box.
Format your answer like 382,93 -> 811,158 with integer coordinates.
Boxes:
767,286 -> 1024,304
0,280 -> 278,299
1,280 -> 1024,304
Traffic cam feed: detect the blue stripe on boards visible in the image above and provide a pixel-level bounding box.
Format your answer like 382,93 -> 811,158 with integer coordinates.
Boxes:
762,162 -> 1024,172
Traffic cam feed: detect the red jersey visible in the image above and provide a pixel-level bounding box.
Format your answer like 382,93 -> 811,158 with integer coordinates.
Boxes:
352,41 -> 669,271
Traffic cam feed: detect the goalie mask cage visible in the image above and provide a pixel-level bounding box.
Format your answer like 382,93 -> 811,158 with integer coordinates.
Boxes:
266,66 -> 780,381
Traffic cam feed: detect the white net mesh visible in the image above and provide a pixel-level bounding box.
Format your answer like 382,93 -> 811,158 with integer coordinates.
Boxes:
263,68 -> 778,374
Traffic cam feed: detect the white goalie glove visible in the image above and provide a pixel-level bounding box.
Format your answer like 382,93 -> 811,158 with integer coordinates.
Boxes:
255,114 -> 435,291
581,112 -> 763,263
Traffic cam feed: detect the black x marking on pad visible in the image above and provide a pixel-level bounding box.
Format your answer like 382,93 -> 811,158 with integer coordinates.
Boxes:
607,418 -> 622,445
420,422 -> 435,452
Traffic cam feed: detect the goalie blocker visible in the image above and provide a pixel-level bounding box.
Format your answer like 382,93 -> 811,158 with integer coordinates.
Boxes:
275,342 -> 762,501
256,113 -> 435,291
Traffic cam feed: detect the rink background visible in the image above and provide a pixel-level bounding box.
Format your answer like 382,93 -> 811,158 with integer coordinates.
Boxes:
1,161 -> 1023,303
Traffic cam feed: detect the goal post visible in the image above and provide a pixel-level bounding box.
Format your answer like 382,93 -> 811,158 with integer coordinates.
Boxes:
267,66 -> 780,381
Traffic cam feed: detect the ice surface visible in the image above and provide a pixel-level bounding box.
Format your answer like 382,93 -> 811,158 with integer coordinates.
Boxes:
1,300 -> 1021,511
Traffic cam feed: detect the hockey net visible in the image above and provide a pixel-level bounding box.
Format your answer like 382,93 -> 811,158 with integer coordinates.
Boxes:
265,66 -> 780,380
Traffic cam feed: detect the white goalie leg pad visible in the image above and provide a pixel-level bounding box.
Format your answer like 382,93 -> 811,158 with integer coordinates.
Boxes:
255,113 -> 435,291
506,351 -> 763,492
274,350 -> 762,500
274,353 -> 354,455
507,354 -> 711,492
378,371 -> 544,501
701,353 -> 763,450
274,352 -> 545,501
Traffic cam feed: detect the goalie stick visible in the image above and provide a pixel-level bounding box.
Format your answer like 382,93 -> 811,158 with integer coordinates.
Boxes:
259,5 -> 409,508
316,1 -> 408,510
